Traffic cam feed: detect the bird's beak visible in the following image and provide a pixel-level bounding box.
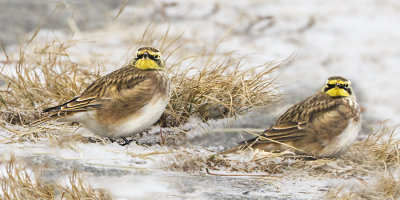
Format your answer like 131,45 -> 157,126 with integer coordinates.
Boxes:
142,52 -> 150,59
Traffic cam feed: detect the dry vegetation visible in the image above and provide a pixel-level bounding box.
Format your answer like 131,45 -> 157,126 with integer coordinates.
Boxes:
0,156 -> 111,200
0,26 -> 280,135
0,30 -> 102,126
0,5 -> 398,199
325,124 -> 400,199
163,123 -> 400,199
161,52 -> 280,126
0,24 -> 281,198
1,29 -> 400,199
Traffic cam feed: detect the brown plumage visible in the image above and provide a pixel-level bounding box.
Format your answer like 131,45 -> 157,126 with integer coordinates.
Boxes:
225,76 -> 361,158
31,47 -> 170,138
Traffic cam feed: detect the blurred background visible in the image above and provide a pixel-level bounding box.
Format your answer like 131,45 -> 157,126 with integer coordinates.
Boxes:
1,1 -> 400,199
2,0 -> 400,127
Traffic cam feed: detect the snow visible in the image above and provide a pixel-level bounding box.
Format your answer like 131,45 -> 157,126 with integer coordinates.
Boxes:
1,0 -> 400,199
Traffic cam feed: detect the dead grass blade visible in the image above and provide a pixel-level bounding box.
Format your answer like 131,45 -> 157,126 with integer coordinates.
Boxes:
161,52 -> 281,127
205,168 -> 281,178
0,156 -> 111,200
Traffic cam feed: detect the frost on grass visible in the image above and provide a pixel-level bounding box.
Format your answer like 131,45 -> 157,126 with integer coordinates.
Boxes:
0,156 -> 111,200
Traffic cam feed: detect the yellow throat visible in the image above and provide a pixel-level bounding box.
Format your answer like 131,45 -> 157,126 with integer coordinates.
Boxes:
130,47 -> 163,70
325,87 -> 350,97
134,58 -> 161,70
322,78 -> 353,97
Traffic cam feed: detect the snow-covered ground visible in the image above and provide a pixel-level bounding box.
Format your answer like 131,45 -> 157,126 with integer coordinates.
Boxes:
1,0 -> 400,199
17,0 -> 400,125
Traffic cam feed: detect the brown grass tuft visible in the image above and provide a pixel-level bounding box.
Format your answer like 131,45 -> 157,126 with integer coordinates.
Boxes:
0,40 -> 101,125
1,27 -> 280,130
327,124 -> 400,199
164,149 -> 208,172
161,52 -> 281,126
345,124 -> 400,169
0,156 -> 111,200
207,154 -> 284,174
165,149 -> 285,174
374,174 -> 400,199
327,172 -> 400,200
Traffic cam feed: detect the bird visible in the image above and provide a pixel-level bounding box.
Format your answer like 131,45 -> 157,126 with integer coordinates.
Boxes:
224,76 -> 361,158
31,47 -> 170,144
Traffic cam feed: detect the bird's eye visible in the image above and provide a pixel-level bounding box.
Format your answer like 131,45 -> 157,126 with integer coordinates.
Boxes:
136,54 -> 144,59
154,55 -> 160,59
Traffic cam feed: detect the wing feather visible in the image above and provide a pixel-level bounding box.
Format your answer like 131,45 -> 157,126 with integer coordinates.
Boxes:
41,67 -> 147,114
244,93 -> 343,145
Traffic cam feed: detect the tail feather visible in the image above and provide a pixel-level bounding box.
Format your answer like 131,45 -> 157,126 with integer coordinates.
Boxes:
42,97 -> 79,112
32,97 -> 82,126
220,139 -> 259,155
220,145 -> 242,154
29,114 -> 63,127
220,134 -> 263,154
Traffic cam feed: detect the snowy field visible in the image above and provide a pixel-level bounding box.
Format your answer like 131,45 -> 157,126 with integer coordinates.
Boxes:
1,0 -> 400,199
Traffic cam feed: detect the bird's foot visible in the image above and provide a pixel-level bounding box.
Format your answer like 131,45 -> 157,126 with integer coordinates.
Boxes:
108,137 -> 116,143
120,137 -> 133,146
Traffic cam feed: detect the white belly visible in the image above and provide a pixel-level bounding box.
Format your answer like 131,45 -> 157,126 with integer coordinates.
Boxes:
61,96 -> 169,138
320,119 -> 361,157
107,96 -> 169,137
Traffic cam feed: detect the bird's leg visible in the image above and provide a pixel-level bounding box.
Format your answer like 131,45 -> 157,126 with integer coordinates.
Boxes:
108,137 -> 116,143
160,128 -> 165,145
120,137 -> 132,146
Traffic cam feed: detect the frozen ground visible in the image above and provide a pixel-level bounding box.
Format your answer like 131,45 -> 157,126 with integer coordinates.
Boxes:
1,0 -> 400,199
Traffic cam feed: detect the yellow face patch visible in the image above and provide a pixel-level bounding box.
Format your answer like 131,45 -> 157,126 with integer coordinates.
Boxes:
322,79 -> 352,97
325,87 -> 351,97
134,59 -> 160,70
327,80 -> 348,86
136,50 -> 161,58
131,49 -> 163,70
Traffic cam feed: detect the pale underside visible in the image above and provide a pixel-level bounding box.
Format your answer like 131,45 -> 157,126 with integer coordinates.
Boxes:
60,94 -> 169,137
33,66 -> 171,138
318,118 -> 361,156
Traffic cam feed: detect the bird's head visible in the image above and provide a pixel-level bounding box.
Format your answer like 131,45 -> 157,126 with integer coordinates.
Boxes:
130,47 -> 164,70
321,76 -> 354,98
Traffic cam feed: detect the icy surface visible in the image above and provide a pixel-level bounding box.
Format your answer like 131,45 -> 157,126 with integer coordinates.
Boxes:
1,0 -> 400,199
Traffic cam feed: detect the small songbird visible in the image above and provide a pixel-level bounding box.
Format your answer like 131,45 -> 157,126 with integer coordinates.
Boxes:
225,76 -> 361,158
31,47 -> 170,143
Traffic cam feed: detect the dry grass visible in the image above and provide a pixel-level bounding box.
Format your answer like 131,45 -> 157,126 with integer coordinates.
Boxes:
164,148 -> 285,174
344,124 -> 400,171
162,123 -> 400,198
326,124 -> 400,199
0,26 -> 280,137
161,52 -> 280,126
0,25 -> 281,196
164,149 -> 209,172
0,156 -> 111,200
0,33 -> 101,125
207,154 -> 284,174
327,172 -> 400,200
3,31 -> 399,198
373,174 -> 400,199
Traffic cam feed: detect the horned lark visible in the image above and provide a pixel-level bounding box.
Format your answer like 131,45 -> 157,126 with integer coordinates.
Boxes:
31,47 -> 170,142
226,76 -> 361,158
